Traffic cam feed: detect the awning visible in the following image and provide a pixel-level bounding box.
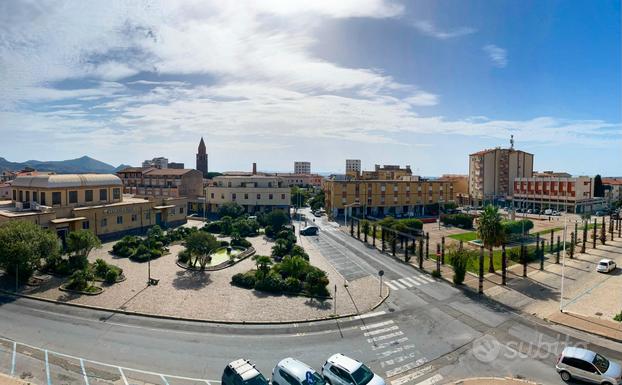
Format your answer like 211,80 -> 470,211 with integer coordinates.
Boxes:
50,217 -> 87,224
153,205 -> 175,210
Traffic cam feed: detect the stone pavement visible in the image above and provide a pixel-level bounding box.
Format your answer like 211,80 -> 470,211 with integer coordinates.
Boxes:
451,378 -> 538,385
0,374 -> 32,385
548,311 -> 622,342
9,224 -> 383,323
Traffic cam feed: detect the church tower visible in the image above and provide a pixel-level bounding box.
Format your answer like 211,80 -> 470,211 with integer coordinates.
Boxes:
196,137 -> 208,178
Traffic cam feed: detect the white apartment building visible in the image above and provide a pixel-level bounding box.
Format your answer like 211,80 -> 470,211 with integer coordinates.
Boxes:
294,161 -> 311,175
142,157 -> 169,169
512,176 -> 605,213
346,159 -> 361,174
206,175 -> 291,214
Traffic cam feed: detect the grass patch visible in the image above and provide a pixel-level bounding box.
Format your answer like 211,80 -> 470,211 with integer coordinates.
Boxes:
448,232 -> 478,242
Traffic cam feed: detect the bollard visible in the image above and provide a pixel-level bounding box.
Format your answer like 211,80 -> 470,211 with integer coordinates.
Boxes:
610,216 -> 615,241
522,243 -> 527,277
418,238 -> 424,269
479,246 -> 484,294
574,222 -> 578,246
350,217 -> 354,236
550,229 -> 554,253
436,243 -> 441,274
593,219 -> 597,248
619,219 -> 621,238
540,239 -> 545,270
404,240 -> 409,262
372,225 -> 376,247
425,233 -> 429,259
569,232 -> 575,259
556,236 -> 560,264
581,222 -> 587,254
501,244 -> 507,285
441,236 -> 445,265
364,226 -> 368,243
357,220 -> 360,239
391,235 -> 396,256
601,217 -> 606,245
381,228 -> 385,252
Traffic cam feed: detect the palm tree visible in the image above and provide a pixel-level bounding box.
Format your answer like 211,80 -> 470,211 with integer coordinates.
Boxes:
252,255 -> 273,279
277,255 -> 309,280
477,205 -> 505,273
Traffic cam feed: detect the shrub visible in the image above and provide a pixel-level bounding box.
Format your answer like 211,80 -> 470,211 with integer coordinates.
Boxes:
219,240 -> 230,247
290,245 -> 309,260
283,277 -> 302,293
254,272 -> 284,293
502,219 -> 534,237
614,311 -> 622,322
431,270 -> 442,278
264,225 -> 276,238
130,244 -> 163,262
202,222 -> 222,233
441,214 -> 474,229
66,269 -> 94,291
230,238 -> 252,248
94,259 -> 109,277
232,271 -> 257,288
177,249 -> 191,263
304,267 -> 330,297
450,250 -> 468,285
218,202 -> 245,219
105,269 -> 119,284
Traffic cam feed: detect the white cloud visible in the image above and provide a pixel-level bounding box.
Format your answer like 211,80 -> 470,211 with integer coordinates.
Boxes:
413,20 -> 475,40
404,91 -> 438,106
483,44 -> 508,68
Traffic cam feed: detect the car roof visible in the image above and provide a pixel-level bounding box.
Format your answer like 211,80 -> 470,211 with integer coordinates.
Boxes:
562,347 -> 596,361
599,258 -> 613,263
228,359 -> 262,381
327,353 -> 362,373
278,358 -> 316,380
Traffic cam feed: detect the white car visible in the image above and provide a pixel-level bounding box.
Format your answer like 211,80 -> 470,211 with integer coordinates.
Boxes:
596,259 -> 617,273
321,354 -> 385,385
556,347 -> 622,384
272,358 -> 325,385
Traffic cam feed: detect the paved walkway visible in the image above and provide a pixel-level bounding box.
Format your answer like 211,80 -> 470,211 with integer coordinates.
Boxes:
548,311 -> 622,342
451,378 -> 538,385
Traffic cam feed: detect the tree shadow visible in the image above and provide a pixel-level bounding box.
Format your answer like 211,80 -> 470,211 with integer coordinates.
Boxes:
172,270 -> 212,290
304,297 -> 332,310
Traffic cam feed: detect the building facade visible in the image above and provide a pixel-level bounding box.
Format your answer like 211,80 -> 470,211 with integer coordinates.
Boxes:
469,147 -> 534,206
0,174 -> 187,241
439,174 -> 469,205
512,176 -> 604,213
196,137 -> 208,178
142,157 -> 168,169
324,178 -> 455,218
294,161 -> 311,175
345,159 -> 361,175
275,173 -> 323,187
361,164 -> 412,180
168,162 -> 185,169
116,167 -> 204,198
205,175 -> 290,214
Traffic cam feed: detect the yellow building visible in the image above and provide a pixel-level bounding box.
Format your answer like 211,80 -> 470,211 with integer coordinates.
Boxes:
360,164 -> 413,180
324,178 -> 455,218
205,175 -> 291,214
0,174 -> 187,241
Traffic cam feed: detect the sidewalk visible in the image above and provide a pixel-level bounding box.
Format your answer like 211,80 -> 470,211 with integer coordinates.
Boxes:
451,378 -> 538,385
0,374 -> 32,385
548,311 -> 622,342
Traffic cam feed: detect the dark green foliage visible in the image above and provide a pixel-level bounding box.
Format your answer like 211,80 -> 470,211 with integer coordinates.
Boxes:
283,277 -> 303,293
431,270 -> 442,278
254,271 -> 284,292
258,210 -> 289,233
501,219 -> 534,236
231,271 -> 257,289
219,240 -> 230,247
130,244 -> 163,262
594,174 -> 604,197
184,231 -> 219,269
441,214 -> 474,229
66,269 -> 94,291
202,221 -> 222,233
291,187 -> 310,208
177,249 -> 191,263
614,311 -> 622,322
104,269 -> 119,284
304,267 -> 330,297
308,190 -> 325,211
230,238 -> 252,248
218,202 -> 245,219
449,249 -> 469,285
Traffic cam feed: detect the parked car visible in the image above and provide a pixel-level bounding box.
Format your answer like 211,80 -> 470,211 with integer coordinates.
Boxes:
322,353 -> 385,385
272,358 -> 325,385
313,211 -> 322,217
596,259 -> 617,273
300,225 -> 319,236
222,359 -> 270,385
544,209 -> 553,215
556,347 -> 622,384
527,209 -> 533,214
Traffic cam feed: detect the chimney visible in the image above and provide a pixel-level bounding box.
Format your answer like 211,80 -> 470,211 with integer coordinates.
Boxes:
252,163 -> 257,175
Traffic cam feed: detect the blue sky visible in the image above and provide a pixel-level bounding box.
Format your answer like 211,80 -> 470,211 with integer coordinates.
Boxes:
0,0 -> 620,176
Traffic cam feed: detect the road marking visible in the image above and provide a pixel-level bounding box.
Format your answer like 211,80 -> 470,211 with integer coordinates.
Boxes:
391,281 -> 407,289
403,277 -> 421,286
381,352 -> 419,368
417,274 -> 434,283
385,281 -> 399,290
119,367 -> 129,385
367,331 -> 404,343
80,358 -> 90,385
161,374 -> 171,385
371,337 -> 409,351
376,344 -> 416,359
360,320 -> 394,331
363,326 -> 399,337
10,341 -> 16,376
397,279 -> 413,288
354,311 -> 386,320
45,350 -> 51,385
386,358 -> 428,378
390,366 -> 433,385
413,374 -> 443,385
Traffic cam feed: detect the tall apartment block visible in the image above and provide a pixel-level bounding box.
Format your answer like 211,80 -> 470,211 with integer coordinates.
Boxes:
345,159 -> 361,177
469,147 -> 533,206
294,161 -> 311,175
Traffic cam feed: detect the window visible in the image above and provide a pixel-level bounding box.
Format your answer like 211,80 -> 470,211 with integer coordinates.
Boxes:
85,190 -> 93,202
26,191 -> 30,201
145,212 -> 151,220
180,207 -> 184,214
19,190 -> 23,201
232,193 -> 237,200
99,189 -> 107,201
40,192 -> 46,205
281,194 -> 285,200
52,192 -> 61,205
131,214 -> 137,222
244,193 -> 249,199
82,221 -> 89,230
101,218 -> 107,227
113,188 -> 120,200
12,190 -> 16,201
33,191 -> 38,202
269,194 -> 273,200
68,191 -> 78,204
116,216 -> 123,224
211,193 -> 215,199
257,193 -> 261,199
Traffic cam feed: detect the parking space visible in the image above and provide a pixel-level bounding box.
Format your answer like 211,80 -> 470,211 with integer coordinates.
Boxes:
0,336 -> 219,385
313,235 -> 369,281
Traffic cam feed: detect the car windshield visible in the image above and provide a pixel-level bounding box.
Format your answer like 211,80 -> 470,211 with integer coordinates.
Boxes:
302,372 -> 325,385
245,374 -> 269,385
351,364 -> 374,385
593,353 -> 610,373
599,262 -> 608,266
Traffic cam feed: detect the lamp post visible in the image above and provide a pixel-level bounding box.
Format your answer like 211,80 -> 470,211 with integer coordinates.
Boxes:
560,215 -> 568,311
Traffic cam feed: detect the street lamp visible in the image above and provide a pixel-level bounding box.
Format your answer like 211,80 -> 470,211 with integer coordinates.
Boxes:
560,215 -> 568,311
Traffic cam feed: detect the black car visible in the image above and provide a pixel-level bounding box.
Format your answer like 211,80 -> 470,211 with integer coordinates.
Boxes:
222,359 -> 269,385
300,225 -> 319,236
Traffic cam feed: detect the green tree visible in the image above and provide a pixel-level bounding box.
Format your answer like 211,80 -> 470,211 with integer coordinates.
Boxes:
276,255 -> 310,280
184,231 -> 219,269
218,202 -> 245,219
253,255 -> 273,279
262,210 -> 289,232
0,221 -> 60,282
291,187 -> 310,208
594,174 -> 604,197
66,230 -> 102,270
271,238 -> 291,259
308,190 -> 325,211
477,205 -> 505,273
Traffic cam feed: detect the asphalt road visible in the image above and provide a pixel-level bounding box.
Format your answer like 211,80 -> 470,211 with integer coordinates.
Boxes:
1,209 -> 621,385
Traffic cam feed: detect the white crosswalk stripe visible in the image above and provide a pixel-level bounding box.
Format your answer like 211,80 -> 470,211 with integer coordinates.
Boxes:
376,344 -> 416,359
385,358 -> 429,378
392,280 -> 407,289
363,326 -> 399,337
390,366 -> 433,385
397,278 -> 413,288
413,374 -> 443,385
403,277 -> 421,286
385,273 -> 435,290
360,320 -> 394,331
370,337 -> 409,351
367,331 -> 404,343
385,281 -> 400,290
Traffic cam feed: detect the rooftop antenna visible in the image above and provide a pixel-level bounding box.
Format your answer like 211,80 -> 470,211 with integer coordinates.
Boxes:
510,134 -> 514,150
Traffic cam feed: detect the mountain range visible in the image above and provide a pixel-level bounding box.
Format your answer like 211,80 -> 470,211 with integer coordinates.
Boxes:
0,156 -> 130,174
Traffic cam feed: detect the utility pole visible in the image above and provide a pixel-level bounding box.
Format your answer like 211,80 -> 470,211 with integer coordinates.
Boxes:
560,216 -> 568,312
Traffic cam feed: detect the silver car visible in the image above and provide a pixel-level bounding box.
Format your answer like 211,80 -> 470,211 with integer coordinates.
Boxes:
556,347 -> 622,384
321,354 -> 385,385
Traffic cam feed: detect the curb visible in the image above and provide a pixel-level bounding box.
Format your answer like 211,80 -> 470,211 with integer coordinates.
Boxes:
547,310 -> 622,344
451,377 -> 540,384
0,280 -> 390,326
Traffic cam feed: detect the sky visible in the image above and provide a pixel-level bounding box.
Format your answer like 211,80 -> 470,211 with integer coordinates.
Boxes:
0,0 -> 620,176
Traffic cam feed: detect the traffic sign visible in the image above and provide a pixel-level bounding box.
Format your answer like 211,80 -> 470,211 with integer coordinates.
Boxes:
306,372 -> 315,385
378,270 -> 384,277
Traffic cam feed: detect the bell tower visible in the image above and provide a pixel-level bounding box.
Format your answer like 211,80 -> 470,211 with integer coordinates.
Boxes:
196,137 -> 208,178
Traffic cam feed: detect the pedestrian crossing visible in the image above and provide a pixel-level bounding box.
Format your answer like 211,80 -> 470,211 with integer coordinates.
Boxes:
359,319 -> 443,385
384,274 -> 435,290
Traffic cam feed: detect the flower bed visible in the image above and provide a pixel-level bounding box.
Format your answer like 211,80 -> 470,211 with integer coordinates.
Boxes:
177,246 -> 255,271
